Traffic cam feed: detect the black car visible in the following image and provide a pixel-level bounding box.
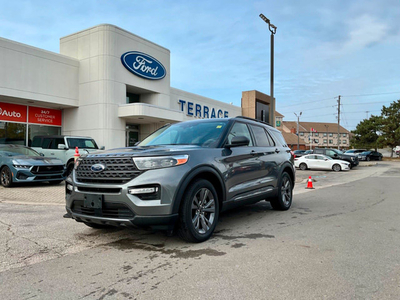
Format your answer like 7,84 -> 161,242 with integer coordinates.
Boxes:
358,151 -> 383,161
293,150 -> 306,158
314,148 -> 359,168
65,117 -> 296,242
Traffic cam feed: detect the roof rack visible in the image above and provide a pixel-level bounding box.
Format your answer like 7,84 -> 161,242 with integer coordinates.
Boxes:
235,116 -> 272,127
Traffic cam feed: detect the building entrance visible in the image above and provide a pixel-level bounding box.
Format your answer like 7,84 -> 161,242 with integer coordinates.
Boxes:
126,125 -> 139,147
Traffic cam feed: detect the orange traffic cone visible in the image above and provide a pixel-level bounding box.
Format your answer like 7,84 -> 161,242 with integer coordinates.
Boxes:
74,147 -> 80,162
306,176 -> 315,189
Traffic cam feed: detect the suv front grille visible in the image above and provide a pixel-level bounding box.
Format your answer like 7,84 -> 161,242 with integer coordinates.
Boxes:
71,200 -> 134,219
76,156 -> 142,184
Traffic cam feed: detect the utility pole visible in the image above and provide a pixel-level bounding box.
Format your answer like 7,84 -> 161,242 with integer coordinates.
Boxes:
337,95 -> 341,149
294,112 -> 302,150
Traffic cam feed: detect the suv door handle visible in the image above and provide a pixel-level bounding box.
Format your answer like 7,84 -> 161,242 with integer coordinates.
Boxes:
250,150 -> 257,156
275,148 -> 280,153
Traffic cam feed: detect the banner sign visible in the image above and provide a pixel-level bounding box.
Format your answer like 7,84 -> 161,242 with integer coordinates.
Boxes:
28,106 -> 62,126
0,102 -> 27,123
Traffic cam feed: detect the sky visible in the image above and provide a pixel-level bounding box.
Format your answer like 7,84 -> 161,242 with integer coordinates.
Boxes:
1,0 -> 400,130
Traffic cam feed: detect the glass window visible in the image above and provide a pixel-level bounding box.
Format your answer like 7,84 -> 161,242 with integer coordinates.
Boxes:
126,92 -> 140,104
342,140 -> 347,144
0,122 -> 26,145
67,138 -> 99,149
227,122 -> 253,146
329,139 -> 333,144
0,144 -> 40,157
323,133 -> 327,137
329,133 -> 333,137
256,101 -> 269,123
323,139 -> 327,144
250,125 -> 273,147
315,133 -> 319,136
343,133 -> 347,137
28,124 -> 61,147
314,139 -> 319,143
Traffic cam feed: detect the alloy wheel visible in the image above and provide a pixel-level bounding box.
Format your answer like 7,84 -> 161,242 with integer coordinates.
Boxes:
281,177 -> 292,207
191,188 -> 216,234
1,167 -> 11,187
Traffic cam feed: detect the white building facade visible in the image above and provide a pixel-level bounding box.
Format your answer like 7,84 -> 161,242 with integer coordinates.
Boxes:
0,24 -> 241,149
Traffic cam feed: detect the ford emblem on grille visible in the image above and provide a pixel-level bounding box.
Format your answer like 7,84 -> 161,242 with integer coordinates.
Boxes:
91,164 -> 106,173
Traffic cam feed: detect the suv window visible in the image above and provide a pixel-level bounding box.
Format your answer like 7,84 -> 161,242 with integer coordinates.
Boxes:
269,130 -> 285,147
326,150 -> 337,156
67,138 -> 98,149
42,138 -> 53,149
31,137 -> 43,147
228,122 -> 253,146
250,125 -> 273,147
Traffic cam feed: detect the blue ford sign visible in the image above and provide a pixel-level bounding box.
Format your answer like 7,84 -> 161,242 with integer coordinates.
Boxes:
121,51 -> 166,80
91,164 -> 106,173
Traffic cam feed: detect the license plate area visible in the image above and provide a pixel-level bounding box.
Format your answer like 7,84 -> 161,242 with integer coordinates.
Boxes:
84,194 -> 103,209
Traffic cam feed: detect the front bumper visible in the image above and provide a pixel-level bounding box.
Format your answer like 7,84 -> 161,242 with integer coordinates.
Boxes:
65,164 -> 191,228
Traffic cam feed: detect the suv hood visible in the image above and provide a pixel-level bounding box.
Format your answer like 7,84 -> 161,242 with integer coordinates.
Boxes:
84,145 -> 203,157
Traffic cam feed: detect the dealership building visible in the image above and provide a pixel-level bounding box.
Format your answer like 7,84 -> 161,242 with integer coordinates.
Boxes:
0,24 -> 275,149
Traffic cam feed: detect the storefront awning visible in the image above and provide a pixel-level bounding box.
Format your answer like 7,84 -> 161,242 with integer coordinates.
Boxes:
118,103 -> 184,124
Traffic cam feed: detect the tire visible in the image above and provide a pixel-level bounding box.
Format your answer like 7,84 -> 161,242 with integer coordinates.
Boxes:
269,172 -> 293,211
177,179 -> 219,243
299,163 -> 307,171
367,156 -> 370,161
0,166 -> 13,187
48,180 -> 63,185
379,156 -> 382,161
83,222 -> 115,229
332,164 -> 341,172
66,161 -> 74,177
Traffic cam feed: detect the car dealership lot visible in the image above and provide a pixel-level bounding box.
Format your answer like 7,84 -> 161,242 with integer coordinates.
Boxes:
1,161 -> 399,299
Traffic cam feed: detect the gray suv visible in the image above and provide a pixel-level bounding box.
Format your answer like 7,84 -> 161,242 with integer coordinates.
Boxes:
65,117 -> 295,242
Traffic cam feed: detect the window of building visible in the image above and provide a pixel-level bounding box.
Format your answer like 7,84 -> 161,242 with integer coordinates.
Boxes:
329,139 -> 333,144
315,133 -> 319,136
323,133 -> 327,137
256,101 -> 270,124
342,140 -> 347,144
28,124 -> 61,146
314,139 -> 319,143
323,139 -> 327,144
329,133 -> 333,137
126,92 -> 140,104
0,122 -> 26,145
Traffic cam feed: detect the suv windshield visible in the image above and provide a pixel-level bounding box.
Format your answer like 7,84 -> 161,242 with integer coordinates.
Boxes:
139,120 -> 228,147
67,138 -> 98,149
0,145 -> 40,157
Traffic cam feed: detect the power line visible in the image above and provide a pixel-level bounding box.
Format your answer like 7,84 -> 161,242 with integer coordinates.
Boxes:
342,91 -> 400,98
344,100 -> 395,106
278,97 -> 335,109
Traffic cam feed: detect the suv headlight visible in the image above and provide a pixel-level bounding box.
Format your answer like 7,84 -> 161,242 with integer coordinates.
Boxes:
133,155 -> 189,170
74,157 -> 83,170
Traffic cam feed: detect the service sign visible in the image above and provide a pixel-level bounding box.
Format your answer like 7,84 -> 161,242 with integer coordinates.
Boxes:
0,102 -> 27,123
28,106 -> 62,126
121,51 -> 166,80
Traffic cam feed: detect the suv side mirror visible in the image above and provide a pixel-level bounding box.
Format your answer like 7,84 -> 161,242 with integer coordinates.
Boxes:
100,146 -> 105,150
226,136 -> 250,148
58,144 -> 68,150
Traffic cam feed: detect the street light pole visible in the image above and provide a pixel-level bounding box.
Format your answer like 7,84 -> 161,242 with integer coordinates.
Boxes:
259,14 -> 277,110
294,112 -> 302,150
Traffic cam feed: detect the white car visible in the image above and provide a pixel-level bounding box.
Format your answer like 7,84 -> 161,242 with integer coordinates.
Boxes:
295,154 -> 350,172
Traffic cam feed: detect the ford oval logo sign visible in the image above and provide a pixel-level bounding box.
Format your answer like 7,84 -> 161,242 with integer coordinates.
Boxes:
121,51 -> 166,80
91,164 -> 106,173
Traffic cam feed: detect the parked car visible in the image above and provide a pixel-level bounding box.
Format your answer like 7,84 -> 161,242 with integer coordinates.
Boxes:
293,150 -> 306,158
314,148 -> 358,168
31,135 -> 104,176
345,149 -> 366,156
0,144 -> 65,187
65,117 -> 296,242
395,146 -> 400,156
304,150 -> 313,155
358,151 -> 383,161
295,154 -> 350,172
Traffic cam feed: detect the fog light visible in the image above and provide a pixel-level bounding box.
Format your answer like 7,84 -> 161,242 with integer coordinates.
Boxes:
128,187 -> 158,195
66,184 -> 73,191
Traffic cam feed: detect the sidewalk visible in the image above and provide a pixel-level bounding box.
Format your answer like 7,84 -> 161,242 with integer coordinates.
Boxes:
0,183 -> 65,205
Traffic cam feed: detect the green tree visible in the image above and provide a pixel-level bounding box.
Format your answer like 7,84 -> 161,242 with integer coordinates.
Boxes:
377,99 -> 400,157
350,115 -> 382,151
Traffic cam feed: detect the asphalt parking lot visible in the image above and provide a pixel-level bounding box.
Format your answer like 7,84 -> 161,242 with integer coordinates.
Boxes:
0,161 -> 378,206
1,161 -> 400,299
